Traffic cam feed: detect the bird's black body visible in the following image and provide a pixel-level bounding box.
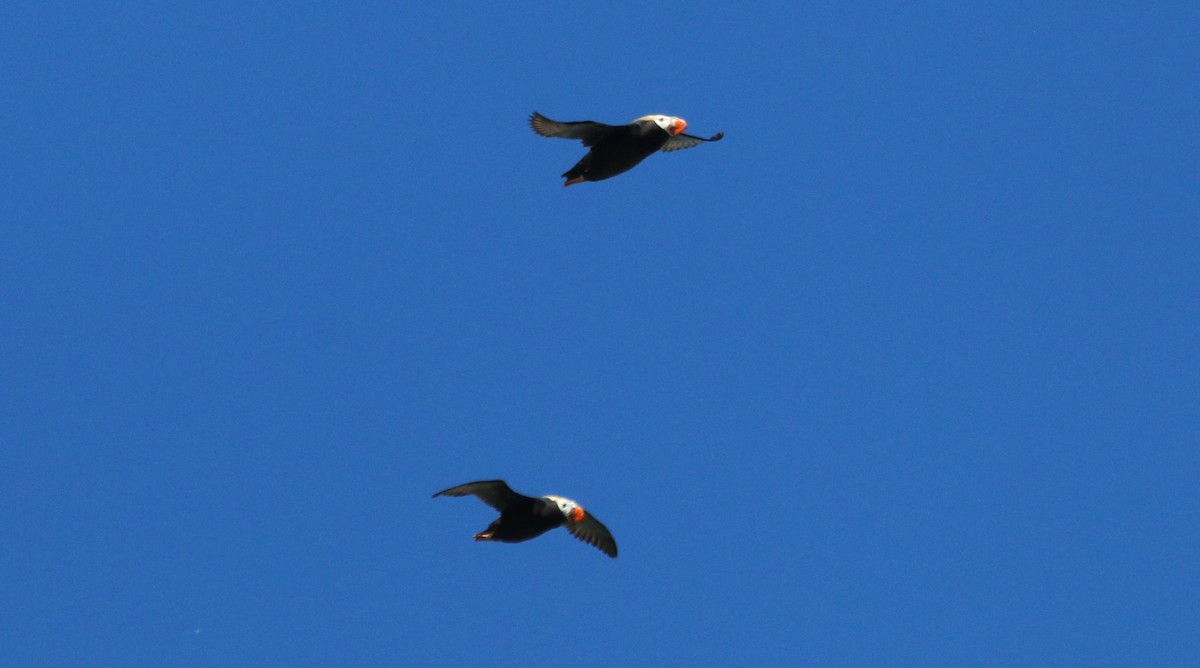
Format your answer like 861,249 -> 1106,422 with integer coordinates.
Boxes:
561,120 -> 672,184
433,480 -> 618,558
530,112 -> 723,186
477,495 -> 566,543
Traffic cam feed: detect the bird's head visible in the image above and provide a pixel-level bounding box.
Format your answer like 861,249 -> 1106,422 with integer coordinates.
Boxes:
544,495 -> 587,522
634,114 -> 687,136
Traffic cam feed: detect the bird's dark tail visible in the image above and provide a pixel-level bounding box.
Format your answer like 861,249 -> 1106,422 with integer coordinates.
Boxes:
561,155 -> 590,186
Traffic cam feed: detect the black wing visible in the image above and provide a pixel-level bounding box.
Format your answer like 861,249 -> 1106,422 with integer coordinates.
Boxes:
567,513 -> 619,558
530,112 -> 621,147
661,130 -> 725,153
432,480 -> 530,512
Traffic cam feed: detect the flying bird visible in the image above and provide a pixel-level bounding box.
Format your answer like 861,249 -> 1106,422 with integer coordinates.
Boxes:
530,111 -> 723,186
433,480 -> 618,558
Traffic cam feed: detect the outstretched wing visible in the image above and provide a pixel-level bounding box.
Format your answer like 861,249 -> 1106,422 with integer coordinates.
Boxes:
567,513 -> 618,558
432,480 -> 529,512
530,112 -> 620,147
661,130 -> 725,152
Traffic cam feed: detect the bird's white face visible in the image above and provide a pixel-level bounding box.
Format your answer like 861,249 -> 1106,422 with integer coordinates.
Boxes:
634,114 -> 687,135
544,495 -> 586,522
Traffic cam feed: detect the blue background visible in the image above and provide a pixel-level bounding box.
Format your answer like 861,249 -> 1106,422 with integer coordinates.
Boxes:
3,2 -> 1197,665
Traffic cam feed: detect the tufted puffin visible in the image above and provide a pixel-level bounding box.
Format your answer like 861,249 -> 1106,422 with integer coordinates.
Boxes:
530,111 -> 724,186
433,480 -> 618,558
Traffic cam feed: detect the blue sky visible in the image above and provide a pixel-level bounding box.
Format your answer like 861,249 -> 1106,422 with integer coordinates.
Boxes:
2,2 -> 1197,665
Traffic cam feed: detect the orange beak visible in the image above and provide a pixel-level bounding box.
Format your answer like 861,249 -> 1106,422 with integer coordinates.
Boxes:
671,118 -> 687,135
570,507 -> 586,523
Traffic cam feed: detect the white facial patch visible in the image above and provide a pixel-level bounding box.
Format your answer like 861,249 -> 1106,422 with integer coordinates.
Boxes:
632,114 -> 678,132
543,494 -> 579,518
